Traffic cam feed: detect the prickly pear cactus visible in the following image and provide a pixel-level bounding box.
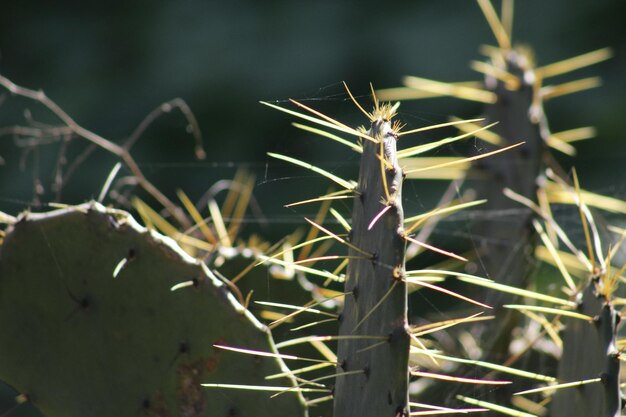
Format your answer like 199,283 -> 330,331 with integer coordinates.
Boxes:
0,202 -> 306,417
468,48 -> 546,375
472,47 -> 544,303
333,108 -> 409,417
551,278 -> 621,417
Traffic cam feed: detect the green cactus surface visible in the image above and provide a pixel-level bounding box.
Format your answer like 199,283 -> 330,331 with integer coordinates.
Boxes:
473,48 -> 544,300
468,49 -> 546,377
0,202 -> 306,417
551,279 -> 621,417
333,109 -> 409,417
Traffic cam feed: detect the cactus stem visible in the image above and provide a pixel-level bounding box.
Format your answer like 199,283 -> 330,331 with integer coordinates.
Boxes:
353,281 -> 400,332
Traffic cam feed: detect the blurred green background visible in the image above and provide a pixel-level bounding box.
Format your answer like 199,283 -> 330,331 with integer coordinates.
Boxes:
1,0 -> 625,240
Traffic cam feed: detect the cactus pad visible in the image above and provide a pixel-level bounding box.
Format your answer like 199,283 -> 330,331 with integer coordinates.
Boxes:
0,202 -> 306,417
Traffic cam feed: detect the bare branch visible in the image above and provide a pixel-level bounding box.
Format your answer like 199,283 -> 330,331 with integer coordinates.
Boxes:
124,98 -> 205,160
0,74 -> 205,228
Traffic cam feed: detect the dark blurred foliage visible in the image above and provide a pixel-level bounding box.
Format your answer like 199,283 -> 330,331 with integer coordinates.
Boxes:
0,2 -> 625,415
0,0 -> 624,241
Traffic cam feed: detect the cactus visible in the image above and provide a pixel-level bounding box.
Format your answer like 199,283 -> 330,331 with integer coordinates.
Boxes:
528,175 -> 623,417
471,46 -> 544,307
378,0 -> 613,349
332,105 -> 409,417
378,0 -> 611,298
374,2 -> 625,414
260,88 -> 517,416
0,3 -> 623,416
551,277 -> 621,417
456,46 -> 547,378
0,202 -> 307,417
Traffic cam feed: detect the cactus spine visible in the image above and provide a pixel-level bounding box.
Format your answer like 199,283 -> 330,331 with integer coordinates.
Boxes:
333,106 -> 409,417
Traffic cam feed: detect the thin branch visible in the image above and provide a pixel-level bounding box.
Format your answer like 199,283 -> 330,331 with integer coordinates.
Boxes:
0,74 -> 202,228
